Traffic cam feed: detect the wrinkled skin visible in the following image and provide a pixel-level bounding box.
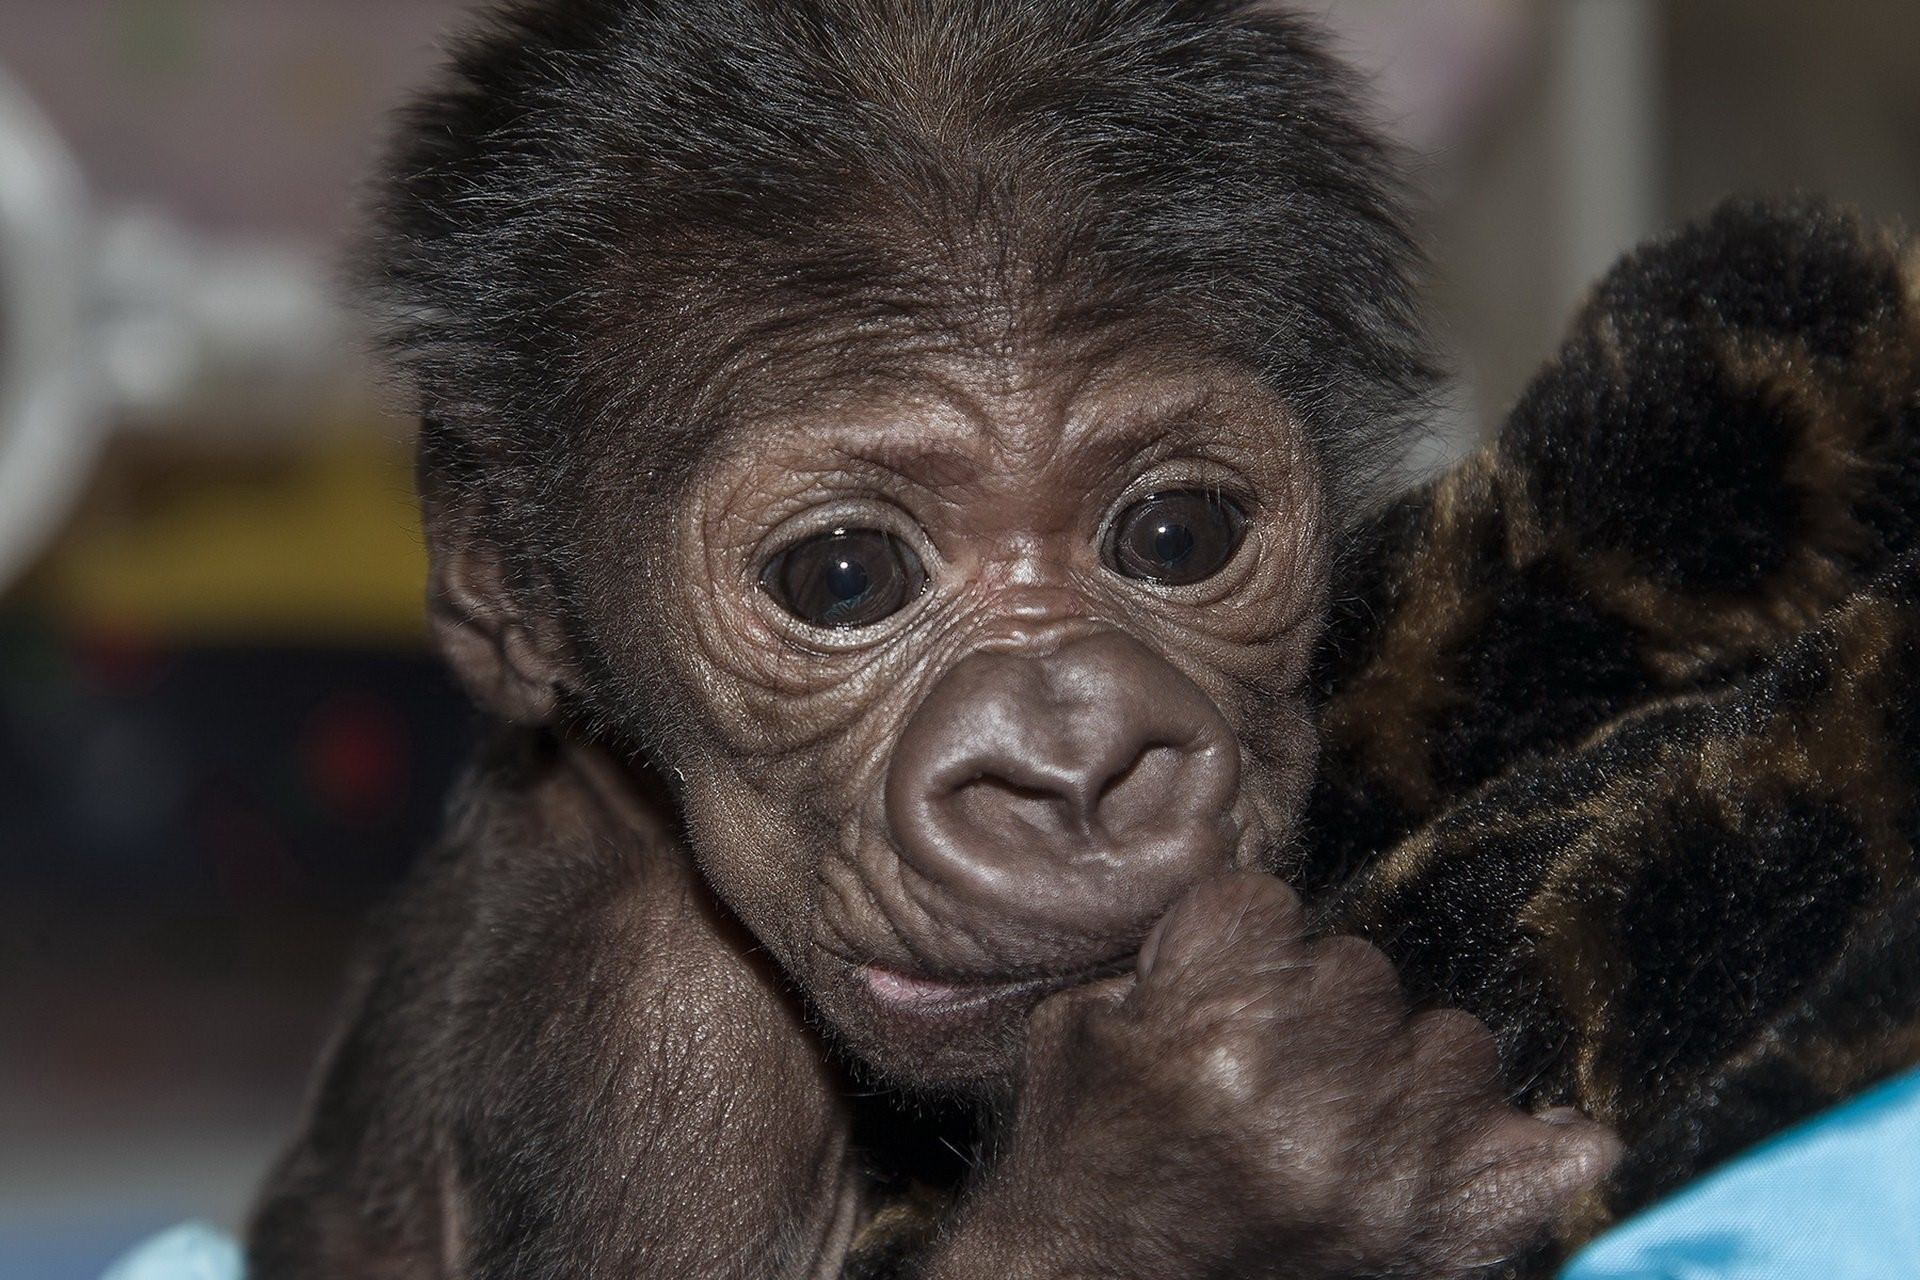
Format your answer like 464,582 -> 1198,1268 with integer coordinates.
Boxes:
636,351 -> 1328,1088
252,345 -> 1618,1278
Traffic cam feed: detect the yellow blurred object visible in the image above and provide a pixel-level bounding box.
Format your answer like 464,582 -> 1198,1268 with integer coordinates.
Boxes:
22,427 -> 429,645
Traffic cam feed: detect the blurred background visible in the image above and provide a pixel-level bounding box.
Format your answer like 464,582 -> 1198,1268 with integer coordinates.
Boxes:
0,1 -> 1916,1275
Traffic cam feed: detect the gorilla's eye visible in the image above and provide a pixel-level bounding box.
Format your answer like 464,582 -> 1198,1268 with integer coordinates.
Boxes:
760,528 -> 928,629
1105,490 -> 1248,586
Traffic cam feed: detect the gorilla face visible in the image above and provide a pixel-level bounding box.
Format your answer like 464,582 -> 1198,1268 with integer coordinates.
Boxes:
600,340 -> 1330,1089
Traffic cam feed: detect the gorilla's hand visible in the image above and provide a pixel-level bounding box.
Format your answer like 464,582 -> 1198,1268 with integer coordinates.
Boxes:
936,872 -> 1621,1278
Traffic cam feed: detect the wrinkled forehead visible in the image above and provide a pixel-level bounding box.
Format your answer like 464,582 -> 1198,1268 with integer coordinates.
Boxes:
697,330 -> 1308,487
569,193 -> 1319,526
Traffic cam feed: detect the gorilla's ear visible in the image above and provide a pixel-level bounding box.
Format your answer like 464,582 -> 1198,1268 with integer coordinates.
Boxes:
422,487 -> 571,726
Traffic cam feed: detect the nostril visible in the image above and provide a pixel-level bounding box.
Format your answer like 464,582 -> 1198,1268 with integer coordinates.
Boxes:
941,734 -> 1206,851
1094,738 -> 1182,801
949,773 -> 1087,845
1095,741 -> 1190,837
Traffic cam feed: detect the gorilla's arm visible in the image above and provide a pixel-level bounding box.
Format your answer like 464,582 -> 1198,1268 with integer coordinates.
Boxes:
248,737 -> 864,1280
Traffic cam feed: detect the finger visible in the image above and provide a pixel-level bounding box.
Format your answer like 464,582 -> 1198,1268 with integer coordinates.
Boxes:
1404,1007 -> 1504,1086
1027,973 -> 1133,1048
1136,871 -> 1306,988
1304,935 -> 1406,1013
1446,1107 -> 1624,1259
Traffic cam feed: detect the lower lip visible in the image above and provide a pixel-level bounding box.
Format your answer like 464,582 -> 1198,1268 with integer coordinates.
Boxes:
859,965 -> 1042,1015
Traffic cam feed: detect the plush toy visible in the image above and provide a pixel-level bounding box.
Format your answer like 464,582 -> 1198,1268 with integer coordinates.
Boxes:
1303,198 -> 1920,1271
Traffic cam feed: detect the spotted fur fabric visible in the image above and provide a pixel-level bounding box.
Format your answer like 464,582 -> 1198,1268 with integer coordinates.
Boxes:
1302,199 -> 1920,1267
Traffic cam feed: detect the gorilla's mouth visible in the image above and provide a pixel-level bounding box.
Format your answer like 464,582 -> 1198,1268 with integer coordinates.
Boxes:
860,965 -> 1054,1015
855,951 -> 1135,1020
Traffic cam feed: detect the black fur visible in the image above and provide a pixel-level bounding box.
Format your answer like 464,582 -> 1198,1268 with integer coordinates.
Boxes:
370,0 -> 1436,571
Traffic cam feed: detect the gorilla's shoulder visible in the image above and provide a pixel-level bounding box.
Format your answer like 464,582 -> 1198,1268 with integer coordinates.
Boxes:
1497,199 -> 1920,595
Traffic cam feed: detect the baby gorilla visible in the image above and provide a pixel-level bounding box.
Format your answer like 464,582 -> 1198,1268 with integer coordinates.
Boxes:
252,1 -> 1618,1276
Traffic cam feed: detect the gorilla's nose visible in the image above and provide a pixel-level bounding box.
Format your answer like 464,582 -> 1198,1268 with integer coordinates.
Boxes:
884,630 -> 1239,941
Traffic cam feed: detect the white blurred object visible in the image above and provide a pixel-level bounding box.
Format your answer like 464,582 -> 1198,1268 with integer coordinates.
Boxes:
0,67 -> 366,593
0,70 -> 92,595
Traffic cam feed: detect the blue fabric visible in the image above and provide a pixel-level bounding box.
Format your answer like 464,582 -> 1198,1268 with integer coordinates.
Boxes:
99,1224 -> 243,1280
99,1071 -> 1920,1280
1562,1066 -> 1920,1278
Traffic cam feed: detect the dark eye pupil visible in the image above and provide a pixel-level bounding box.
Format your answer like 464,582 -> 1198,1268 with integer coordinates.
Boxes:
1151,522 -> 1195,568
1107,491 -> 1246,587
761,528 -> 926,629
826,556 -> 870,607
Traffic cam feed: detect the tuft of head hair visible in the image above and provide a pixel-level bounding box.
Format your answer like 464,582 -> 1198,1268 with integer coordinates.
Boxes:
371,0 -> 1436,567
